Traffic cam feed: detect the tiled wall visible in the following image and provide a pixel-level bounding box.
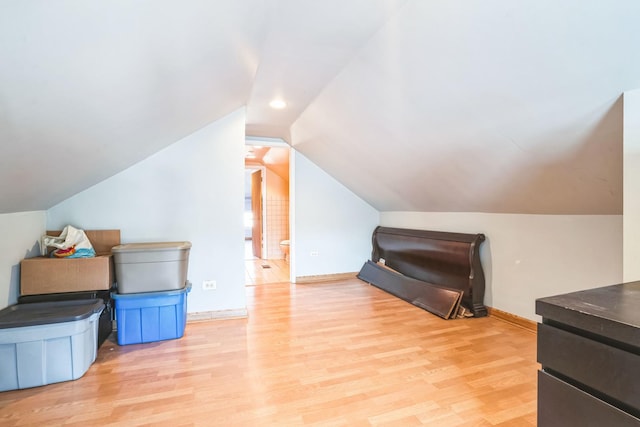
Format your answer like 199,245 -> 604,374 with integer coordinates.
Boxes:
266,195 -> 289,259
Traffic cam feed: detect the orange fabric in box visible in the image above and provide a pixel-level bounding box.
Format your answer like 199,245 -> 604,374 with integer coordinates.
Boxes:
45,229 -> 121,256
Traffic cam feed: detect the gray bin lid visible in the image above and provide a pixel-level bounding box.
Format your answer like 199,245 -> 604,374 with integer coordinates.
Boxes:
112,241 -> 192,253
111,282 -> 192,299
0,299 -> 104,329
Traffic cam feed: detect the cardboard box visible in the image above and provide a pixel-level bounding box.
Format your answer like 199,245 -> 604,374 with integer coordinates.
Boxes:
20,230 -> 120,296
45,229 -> 121,256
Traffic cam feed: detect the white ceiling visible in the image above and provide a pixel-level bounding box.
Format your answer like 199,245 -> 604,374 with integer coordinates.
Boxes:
1,1 -> 638,214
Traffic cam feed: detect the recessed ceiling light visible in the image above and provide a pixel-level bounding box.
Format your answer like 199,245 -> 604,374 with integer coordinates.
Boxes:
269,99 -> 287,109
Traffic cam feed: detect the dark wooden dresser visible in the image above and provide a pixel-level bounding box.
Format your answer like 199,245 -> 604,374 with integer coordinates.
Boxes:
536,282 -> 640,426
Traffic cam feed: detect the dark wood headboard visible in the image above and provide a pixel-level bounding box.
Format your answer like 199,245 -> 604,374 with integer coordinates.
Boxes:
368,226 -> 487,317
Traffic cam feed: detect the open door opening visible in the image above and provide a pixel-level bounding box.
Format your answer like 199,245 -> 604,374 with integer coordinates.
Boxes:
250,169 -> 263,259
244,139 -> 291,285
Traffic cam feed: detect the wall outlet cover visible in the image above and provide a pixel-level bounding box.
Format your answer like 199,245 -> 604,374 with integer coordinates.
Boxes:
203,280 -> 217,290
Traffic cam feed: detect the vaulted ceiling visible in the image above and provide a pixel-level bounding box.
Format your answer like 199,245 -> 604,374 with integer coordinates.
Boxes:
1,1 -> 638,215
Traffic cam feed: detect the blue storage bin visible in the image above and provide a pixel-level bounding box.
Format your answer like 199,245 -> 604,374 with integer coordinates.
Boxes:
112,283 -> 191,345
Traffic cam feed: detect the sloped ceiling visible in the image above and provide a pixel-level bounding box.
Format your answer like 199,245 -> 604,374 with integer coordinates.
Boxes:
1,1 -> 638,215
291,1 -> 640,214
0,0 -> 268,213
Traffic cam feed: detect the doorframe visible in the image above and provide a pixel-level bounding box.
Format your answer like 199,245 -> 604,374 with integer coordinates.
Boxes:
244,165 -> 267,259
245,136 -> 292,282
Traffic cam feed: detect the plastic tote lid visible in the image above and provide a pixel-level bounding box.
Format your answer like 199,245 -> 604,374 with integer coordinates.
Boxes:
0,299 -> 105,329
112,241 -> 192,253
111,282 -> 192,299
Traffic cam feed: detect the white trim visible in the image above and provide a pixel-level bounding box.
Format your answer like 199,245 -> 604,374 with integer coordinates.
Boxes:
289,148 -> 296,283
245,136 -> 289,147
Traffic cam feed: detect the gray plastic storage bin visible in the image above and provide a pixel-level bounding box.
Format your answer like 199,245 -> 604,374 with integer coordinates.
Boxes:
0,299 -> 104,391
112,241 -> 191,294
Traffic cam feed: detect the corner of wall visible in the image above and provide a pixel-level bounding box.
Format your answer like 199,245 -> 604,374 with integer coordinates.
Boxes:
0,211 -> 47,309
293,151 -> 380,277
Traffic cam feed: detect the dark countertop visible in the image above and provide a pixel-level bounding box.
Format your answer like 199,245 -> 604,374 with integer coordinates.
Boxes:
536,281 -> 640,352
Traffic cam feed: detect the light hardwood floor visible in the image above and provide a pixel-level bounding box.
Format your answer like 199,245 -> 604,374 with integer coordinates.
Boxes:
0,279 -> 538,426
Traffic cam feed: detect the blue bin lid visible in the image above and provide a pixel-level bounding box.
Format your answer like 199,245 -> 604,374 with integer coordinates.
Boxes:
0,299 -> 104,329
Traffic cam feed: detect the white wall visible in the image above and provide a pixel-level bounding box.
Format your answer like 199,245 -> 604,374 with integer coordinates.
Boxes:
0,211 -> 46,309
293,151 -> 379,278
47,109 -> 246,314
380,212 -> 622,321
623,89 -> 640,282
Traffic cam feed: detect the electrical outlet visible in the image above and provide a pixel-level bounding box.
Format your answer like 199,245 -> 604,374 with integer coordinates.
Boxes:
310,251 -> 319,257
202,280 -> 217,290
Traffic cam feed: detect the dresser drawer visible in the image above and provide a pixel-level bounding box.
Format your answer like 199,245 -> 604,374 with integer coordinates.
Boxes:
538,371 -> 640,427
537,322 -> 640,410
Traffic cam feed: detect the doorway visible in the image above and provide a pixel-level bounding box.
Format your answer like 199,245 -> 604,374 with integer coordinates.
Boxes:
244,166 -> 265,260
244,140 -> 291,285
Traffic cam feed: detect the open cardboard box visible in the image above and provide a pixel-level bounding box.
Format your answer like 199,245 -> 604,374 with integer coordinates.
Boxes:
20,230 -> 120,295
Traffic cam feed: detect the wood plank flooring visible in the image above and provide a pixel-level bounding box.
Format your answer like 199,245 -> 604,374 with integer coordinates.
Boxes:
0,279 -> 538,426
